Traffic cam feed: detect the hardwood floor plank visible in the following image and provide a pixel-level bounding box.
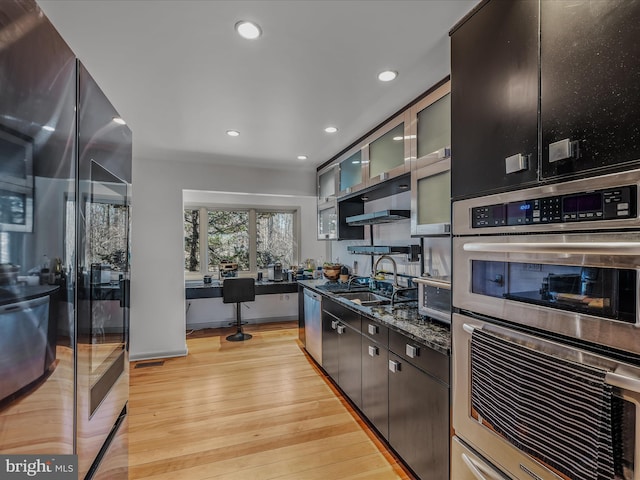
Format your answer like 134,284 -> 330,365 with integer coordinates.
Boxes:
129,322 -> 413,480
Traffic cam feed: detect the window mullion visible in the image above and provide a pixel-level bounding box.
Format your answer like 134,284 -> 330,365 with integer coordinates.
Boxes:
199,207 -> 208,274
249,209 -> 257,272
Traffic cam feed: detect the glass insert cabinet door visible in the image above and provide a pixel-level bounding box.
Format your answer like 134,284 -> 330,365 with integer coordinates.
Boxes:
369,123 -> 405,179
318,203 -> 337,240
338,149 -> 366,196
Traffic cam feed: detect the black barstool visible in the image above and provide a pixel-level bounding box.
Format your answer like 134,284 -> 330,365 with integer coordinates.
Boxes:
223,277 -> 255,342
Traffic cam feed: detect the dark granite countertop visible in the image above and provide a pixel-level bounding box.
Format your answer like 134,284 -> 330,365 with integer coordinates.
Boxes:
186,279 -> 298,299
298,279 -> 451,356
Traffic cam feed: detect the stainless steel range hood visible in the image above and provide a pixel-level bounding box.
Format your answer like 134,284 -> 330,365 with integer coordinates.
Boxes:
345,209 -> 410,226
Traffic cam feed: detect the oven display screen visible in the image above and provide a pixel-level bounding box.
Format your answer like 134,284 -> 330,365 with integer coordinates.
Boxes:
506,201 -> 534,225
563,192 -> 602,214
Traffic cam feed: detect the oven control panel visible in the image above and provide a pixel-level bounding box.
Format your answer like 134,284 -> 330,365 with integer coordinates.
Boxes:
472,185 -> 637,228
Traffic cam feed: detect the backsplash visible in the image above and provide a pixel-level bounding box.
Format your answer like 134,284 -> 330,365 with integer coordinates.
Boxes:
328,191 -> 450,280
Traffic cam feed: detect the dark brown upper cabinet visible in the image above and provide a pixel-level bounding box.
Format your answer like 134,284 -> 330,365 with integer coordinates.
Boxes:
450,0 -> 539,201
540,0 -> 640,180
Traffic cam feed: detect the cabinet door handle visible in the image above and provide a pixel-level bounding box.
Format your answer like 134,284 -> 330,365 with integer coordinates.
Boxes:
337,325 -> 346,335
368,345 -> 378,357
389,360 -> 401,373
367,324 -> 378,335
549,138 -> 580,163
331,320 -> 338,330
504,153 -> 528,174
406,344 -> 419,358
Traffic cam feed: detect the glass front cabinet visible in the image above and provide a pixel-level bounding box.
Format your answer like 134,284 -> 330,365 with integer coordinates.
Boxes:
366,110 -> 411,189
410,82 -> 452,236
317,163 -> 364,240
337,145 -> 366,198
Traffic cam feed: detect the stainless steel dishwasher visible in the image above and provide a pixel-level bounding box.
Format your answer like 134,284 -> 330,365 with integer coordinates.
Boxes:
303,288 -> 322,365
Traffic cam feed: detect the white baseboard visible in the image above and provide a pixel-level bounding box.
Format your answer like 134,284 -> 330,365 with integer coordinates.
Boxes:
129,347 -> 189,362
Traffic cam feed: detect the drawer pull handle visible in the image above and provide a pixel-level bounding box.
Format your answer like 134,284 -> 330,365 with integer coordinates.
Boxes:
406,344 -> 419,358
389,360 -> 401,373
368,345 -> 378,357
331,320 -> 338,330
337,325 -> 346,335
368,324 -> 378,335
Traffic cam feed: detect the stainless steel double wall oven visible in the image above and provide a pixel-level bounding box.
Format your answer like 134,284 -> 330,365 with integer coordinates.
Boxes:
452,170 -> 640,480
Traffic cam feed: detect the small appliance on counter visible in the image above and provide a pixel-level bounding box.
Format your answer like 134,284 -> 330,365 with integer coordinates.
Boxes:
219,262 -> 238,279
267,262 -> 283,281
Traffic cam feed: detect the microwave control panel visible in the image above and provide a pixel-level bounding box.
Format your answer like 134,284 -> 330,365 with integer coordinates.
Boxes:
472,185 -> 637,228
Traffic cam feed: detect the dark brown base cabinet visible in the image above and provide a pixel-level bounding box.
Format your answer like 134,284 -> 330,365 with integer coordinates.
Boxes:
388,352 -> 449,480
320,298 -> 450,479
361,321 -> 390,440
322,299 -> 362,408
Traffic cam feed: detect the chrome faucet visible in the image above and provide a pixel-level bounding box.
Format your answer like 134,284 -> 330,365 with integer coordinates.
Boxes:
347,275 -> 368,290
373,255 -> 399,288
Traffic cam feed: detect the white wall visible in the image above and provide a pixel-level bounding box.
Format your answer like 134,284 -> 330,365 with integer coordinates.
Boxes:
186,294 -> 298,330
129,157 -> 318,361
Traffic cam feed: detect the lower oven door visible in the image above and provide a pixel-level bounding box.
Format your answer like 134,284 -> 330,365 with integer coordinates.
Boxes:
453,312 -> 640,480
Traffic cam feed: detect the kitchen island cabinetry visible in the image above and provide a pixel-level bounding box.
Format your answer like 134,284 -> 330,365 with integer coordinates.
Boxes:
388,328 -> 450,480
322,298 -> 362,408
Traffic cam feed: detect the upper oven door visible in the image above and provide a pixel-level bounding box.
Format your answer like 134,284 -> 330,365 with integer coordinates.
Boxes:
453,231 -> 640,355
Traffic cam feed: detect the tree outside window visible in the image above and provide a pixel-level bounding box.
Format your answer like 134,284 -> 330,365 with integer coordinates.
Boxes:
207,210 -> 249,272
184,207 -> 298,277
184,209 -> 199,272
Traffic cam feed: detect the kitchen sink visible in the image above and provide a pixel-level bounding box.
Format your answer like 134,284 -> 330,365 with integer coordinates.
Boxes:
336,291 -> 391,306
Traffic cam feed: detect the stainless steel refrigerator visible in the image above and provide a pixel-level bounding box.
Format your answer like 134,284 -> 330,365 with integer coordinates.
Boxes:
0,2 -> 131,478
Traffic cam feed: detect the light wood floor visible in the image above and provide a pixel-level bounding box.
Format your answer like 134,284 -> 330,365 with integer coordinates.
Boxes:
128,321 -> 414,480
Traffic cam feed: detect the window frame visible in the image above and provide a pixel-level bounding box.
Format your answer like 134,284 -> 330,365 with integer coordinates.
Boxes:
184,204 -> 300,279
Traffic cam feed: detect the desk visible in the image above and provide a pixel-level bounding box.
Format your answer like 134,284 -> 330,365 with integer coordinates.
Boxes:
185,279 -> 298,300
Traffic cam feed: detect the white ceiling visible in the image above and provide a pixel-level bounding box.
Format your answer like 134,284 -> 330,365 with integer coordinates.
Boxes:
38,0 -> 478,172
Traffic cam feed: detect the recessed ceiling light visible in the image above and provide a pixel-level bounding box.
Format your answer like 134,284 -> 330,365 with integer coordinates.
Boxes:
393,136 -> 404,141
297,155 -> 308,160
226,130 -> 240,137
42,125 -> 55,132
324,126 -> 338,133
235,21 -> 262,40
112,117 -> 126,125
352,160 -> 360,164
378,70 -> 398,82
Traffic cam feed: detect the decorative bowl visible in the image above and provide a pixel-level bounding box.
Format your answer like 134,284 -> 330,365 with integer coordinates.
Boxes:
322,264 -> 342,281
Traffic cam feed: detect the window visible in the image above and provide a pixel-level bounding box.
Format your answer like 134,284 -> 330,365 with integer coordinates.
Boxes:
184,206 -> 299,277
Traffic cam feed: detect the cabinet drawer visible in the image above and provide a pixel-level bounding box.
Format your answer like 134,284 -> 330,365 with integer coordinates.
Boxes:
389,329 -> 449,385
323,298 -> 361,331
361,319 -> 389,347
